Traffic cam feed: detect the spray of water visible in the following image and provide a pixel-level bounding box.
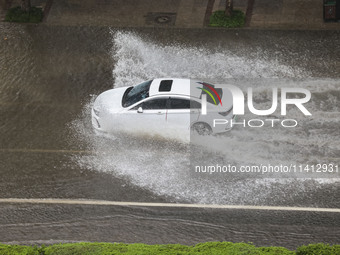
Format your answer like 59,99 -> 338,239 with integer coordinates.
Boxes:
111,31 -> 308,88
70,31 -> 339,206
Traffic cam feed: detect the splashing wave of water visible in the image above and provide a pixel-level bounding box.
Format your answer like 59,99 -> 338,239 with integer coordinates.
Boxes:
70,31 -> 339,206
111,31 -> 308,87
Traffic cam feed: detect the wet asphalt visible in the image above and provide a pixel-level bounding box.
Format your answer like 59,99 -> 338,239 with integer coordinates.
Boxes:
0,24 -> 339,247
1,203 -> 340,249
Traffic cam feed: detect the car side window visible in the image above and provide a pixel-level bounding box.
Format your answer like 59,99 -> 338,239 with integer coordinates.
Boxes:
143,99 -> 168,109
131,98 -> 168,110
169,98 -> 191,109
190,100 -> 201,109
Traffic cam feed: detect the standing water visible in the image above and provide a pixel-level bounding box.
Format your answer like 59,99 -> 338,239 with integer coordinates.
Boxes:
71,30 -> 340,206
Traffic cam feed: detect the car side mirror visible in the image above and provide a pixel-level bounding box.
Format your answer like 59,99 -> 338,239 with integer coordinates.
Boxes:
137,107 -> 143,113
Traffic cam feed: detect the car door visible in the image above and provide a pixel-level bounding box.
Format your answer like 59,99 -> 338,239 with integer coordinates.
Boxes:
166,97 -> 200,134
124,97 -> 169,133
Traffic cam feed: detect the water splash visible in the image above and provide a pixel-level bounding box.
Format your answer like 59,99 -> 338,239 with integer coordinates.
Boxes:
70,31 -> 339,206
111,31 -> 308,88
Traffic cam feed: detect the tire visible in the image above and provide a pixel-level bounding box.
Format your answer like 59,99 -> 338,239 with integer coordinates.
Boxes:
191,122 -> 212,136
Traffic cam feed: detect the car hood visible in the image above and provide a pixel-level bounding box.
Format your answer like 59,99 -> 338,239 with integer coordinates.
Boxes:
93,86 -> 130,114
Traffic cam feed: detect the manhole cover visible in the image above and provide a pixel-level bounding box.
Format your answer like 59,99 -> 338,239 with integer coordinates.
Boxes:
155,16 -> 171,24
145,12 -> 177,26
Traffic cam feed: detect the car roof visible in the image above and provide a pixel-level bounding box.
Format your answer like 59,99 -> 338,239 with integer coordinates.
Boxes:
149,78 -> 202,99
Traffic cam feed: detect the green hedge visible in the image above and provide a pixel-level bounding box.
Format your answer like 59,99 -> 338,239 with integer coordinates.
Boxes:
209,10 -> 245,28
0,242 -> 339,255
296,243 -> 340,255
5,6 -> 43,23
0,244 -> 40,255
42,242 -> 294,255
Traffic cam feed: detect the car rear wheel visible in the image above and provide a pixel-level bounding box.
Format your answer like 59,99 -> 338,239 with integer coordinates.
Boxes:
191,122 -> 212,136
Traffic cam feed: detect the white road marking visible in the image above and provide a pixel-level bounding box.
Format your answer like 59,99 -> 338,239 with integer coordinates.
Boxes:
0,198 -> 339,213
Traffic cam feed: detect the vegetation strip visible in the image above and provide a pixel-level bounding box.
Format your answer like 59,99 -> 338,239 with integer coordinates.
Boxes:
0,198 -> 340,213
0,242 -> 339,254
209,10 -> 245,28
5,6 -> 43,23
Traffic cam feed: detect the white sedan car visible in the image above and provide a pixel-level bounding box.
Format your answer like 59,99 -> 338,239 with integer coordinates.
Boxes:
92,78 -> 234,136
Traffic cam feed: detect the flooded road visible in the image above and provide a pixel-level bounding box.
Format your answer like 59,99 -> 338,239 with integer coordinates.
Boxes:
0,24 -> 339,245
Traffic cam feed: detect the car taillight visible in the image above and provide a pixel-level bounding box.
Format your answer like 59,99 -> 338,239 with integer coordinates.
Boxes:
93,108 -> 100,116
95,119 -> 101,128
218,106 -> 233,116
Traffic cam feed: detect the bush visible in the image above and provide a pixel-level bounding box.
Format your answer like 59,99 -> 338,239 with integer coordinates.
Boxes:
1,242 -> 339,254
0,244 -> 40,255
296,243 -> 340,255
0,242 -> 294,255
191,242 -> 294,254
209,10 -> 245,28
5,6 -> 43,23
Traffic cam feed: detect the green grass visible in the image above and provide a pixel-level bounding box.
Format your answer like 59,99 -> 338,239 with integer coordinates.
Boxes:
209,10 -> 245,28
5,6 -> 43,23
1,242 -> 339,255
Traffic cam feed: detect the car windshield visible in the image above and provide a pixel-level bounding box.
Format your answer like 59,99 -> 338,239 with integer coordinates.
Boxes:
122,80 -> 153,107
